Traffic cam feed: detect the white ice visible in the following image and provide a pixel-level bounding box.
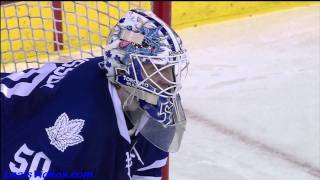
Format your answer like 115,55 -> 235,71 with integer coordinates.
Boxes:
171,5 -> 320,180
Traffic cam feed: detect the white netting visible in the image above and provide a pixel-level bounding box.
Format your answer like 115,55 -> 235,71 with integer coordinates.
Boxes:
1,1 -> 151,73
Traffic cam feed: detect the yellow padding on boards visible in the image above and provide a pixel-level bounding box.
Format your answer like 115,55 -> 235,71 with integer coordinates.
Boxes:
171,1 -> 320,29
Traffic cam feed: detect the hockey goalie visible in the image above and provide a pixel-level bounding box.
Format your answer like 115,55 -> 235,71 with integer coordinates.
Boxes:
1,9 -> 189,180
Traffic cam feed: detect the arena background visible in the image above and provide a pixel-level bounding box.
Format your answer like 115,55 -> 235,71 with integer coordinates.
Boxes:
1,1 -> 319,64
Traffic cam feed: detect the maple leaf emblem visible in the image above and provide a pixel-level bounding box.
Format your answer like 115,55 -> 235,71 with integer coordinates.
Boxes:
45,112 -> 85,152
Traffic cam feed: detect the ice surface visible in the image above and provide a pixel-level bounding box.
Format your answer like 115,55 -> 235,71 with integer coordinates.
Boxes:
171,5 -> 320,180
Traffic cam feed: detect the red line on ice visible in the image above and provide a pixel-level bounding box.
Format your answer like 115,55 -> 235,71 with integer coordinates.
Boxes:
185,109 -> 320,178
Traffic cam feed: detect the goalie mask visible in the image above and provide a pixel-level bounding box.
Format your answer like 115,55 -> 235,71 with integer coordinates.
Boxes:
99,9 -> 189,152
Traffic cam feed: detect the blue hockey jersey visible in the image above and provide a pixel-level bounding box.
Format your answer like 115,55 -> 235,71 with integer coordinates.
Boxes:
1,57 -> 168,180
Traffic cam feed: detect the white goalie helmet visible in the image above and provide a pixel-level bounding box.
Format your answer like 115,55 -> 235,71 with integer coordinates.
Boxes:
99,9 -> 189,152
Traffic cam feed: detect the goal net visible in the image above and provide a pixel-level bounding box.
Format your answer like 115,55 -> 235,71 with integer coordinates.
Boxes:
1,1 -> 153,73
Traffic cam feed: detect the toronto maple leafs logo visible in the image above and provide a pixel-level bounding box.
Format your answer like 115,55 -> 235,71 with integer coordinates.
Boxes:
45,113 -> 85,152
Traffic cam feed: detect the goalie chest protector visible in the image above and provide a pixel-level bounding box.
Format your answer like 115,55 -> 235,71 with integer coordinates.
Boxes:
1,57 -> 167,179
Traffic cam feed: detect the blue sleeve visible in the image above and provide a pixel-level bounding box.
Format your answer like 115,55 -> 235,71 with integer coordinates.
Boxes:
130,134 -> 169,179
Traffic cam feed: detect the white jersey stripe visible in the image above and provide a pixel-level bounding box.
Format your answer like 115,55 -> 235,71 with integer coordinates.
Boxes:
108,81 -> 131,143
1,64 -> 56,98
137,157 -> 168,172
132,175 -> 161,180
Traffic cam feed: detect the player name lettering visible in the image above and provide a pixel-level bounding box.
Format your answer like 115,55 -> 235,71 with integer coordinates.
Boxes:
43,59 -> 90,88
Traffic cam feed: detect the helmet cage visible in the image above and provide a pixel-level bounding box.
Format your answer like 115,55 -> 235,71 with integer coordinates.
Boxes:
115,51 -> 188,99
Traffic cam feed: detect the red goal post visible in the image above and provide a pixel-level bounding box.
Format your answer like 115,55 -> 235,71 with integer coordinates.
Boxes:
0,1 -> 171,180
